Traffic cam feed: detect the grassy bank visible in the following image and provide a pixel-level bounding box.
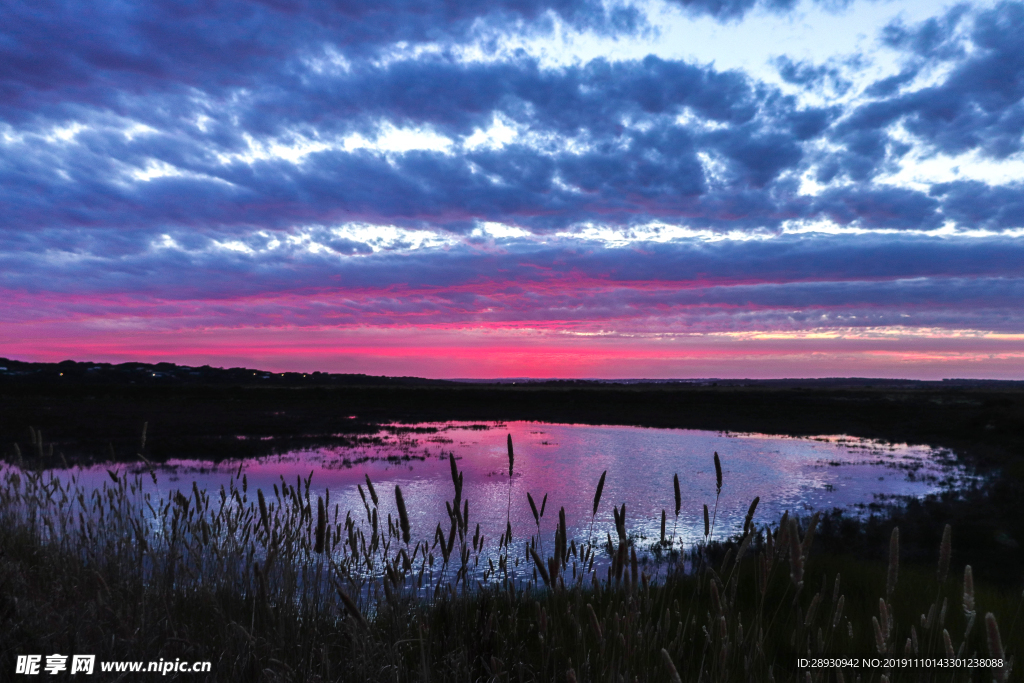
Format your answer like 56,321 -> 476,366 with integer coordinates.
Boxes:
2,382 -> 1023,465
1,447 -> 1018,681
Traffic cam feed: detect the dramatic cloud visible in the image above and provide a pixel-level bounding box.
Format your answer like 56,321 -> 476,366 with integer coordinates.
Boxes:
1,0 -> 1023,377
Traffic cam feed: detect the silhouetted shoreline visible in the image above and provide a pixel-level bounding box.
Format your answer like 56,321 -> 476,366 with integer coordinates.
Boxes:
2,357 -> 1021,467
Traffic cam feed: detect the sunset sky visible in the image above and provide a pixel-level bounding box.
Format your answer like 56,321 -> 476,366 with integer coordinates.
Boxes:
2,0 -> 1024,379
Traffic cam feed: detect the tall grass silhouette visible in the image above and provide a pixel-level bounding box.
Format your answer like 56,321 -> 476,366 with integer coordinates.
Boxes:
0,434 -> 1017,681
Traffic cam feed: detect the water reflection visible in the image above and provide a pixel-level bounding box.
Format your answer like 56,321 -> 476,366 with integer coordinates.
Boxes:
43,422 -> 970,557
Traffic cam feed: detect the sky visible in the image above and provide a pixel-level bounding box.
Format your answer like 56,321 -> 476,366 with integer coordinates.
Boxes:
2,0 -> 1024,379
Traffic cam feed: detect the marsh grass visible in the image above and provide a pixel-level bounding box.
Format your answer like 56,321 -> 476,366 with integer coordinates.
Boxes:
0,439 -> 1018,682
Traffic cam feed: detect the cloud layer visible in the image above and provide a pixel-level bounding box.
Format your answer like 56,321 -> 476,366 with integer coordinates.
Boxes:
2,0 -> 1023,376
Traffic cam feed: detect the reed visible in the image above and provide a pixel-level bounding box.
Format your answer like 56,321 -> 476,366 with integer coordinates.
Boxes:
714,451 -> 722,494
503,433 -> 514,585
743,495 -> 759,536
707,452 -> 723,547
258,487 -> 269,531
589,469 -> 606,548
886,526 -> 899,600
0,444 -> 1017,682
673,472 -> 681,546
395,484 -> 411,544
986,612 -> 1010,683
315,496 -> 326,554
938,523 -> 951,584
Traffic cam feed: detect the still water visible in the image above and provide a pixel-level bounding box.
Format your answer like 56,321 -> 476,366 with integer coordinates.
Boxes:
60,421 -> 969,551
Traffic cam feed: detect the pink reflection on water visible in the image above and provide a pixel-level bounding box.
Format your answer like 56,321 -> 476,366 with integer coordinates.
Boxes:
50,422 -> 968,564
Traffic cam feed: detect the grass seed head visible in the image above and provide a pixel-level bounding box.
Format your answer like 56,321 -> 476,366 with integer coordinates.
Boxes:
529,546 -> 551,586
714,451 -> 723,493
938,523 -> 951,584
585,602 -> 604,643
963,565 -> 975,616
558,507 -> 568,562
449,453 -> 459,490
805,593 -> 822,627
336,584 -> 368,628
879,598 -> 890,642
365,475 -> 378,507
630,545 -> 638,587
673,473 -> 681,517
593,470 -> 607,517
507,434 -> 514,477
872,616 -> 885,654
661,649 -> 683,683
985,613 -> 1008,683
395,485 -> 411,544
886,527 -> 899,598
314,496 -> 326,554
258,489 -> 269,531
833,595 -> 845,628
743,496 -> 760,535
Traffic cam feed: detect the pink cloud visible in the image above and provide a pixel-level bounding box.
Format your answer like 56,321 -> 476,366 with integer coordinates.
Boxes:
5,320 -> 1024,379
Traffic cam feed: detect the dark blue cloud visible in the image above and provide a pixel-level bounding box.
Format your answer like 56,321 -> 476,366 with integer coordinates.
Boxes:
0,0 -> 855,127
5,0 -> 849,123
835,0 -> 1024,177
932,181 -> 1024,230
862,69 -> 918,98
0,0 -> 641,115
5,229 -> 1024,295
773,56 -> 852,96
1,0 -> 1023,344
2,51 -> 840,234
809,186 -> 942,231
665,0 -> 857,22
5,227 -> 1024,335
15,36 -> 933,240
881,5 -> 971,60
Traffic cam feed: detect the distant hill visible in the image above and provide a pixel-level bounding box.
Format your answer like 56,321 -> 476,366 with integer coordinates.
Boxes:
0,357 -> 456,387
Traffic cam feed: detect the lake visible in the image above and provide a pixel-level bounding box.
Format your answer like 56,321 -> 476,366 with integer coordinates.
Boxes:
43,421 -> 970,556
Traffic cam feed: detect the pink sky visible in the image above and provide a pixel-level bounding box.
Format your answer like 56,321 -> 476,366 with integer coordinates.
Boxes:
4,1 -> 1024,380
6,320 -> 1023,379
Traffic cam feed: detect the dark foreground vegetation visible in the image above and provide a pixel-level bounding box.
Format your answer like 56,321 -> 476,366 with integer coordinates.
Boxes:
1,358 -> 1022,679
0,451 -> 1017,682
